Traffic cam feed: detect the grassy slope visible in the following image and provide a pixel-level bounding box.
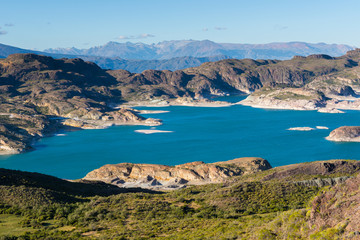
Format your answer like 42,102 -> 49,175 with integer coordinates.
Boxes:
0,160 -> 359,239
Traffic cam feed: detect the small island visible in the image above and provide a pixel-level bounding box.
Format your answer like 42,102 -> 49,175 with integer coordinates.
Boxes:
326,126 -> 360,142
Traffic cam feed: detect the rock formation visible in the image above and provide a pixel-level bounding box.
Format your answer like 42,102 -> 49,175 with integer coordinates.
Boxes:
83,157 -> 272,190
0,54 -> 161,154
287,127 -> 315,131
326,126 -> 360,142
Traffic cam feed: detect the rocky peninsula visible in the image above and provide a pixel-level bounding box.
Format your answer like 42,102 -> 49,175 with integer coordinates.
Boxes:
239,51 -> 360,112
0,54 -> 163,154
83,157 -> 272,190
326,126 -> 360,142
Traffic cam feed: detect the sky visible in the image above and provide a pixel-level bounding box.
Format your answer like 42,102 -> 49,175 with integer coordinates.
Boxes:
0,0 -> 359,50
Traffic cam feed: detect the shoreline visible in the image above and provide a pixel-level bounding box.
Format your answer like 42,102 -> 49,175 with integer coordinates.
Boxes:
238,101 -> 317,111
0,98 -> 236,156
3,94 -> 360,156
238,98 -> 359,113
0,99 -> 233,156
0,116 -> 163,156
119,99 -> 234,108
67,119 -> 163,130
239,101 -> 359,113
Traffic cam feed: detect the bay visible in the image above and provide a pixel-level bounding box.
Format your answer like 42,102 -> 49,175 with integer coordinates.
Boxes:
0,96 -> 359,179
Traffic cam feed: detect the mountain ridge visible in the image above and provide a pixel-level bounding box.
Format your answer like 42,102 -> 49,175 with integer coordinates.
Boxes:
0,41 -> 355,73
0,42 -> 229,72
44,40 -> 355,60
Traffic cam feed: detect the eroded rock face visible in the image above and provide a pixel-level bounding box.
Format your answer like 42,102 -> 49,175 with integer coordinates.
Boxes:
309,172 -> 360,236
326,126 -> 360,142
83,157 -> 272,190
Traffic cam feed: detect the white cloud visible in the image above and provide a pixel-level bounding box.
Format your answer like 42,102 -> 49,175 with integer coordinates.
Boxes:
4,23 -> 14,27
117,33 -> 155,40
202,28 -> 209,32
0,31 -> 8,35
214,27 -> 227,31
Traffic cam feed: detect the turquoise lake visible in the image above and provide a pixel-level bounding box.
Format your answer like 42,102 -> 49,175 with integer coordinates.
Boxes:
1,96 -> 360,179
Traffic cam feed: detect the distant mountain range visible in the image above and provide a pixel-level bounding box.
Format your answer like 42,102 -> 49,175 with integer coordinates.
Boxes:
0,42 -> 229,72
0,40 -> 355,72
81,55 -> 230,72
45,40 -> 355,60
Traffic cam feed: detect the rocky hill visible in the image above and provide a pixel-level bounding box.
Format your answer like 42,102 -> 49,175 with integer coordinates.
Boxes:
0,53 -> 161,154
1,50 -> 360,154
326,126 -> 360,142
81,54 -> 230,72
0,43 -> 43,56
310,170 -> 360,237
110,50 -> 360,101
0,167 -> 157,207
1,159 -> 360,239
83,157 -> 272,190
239,50 -> 360,112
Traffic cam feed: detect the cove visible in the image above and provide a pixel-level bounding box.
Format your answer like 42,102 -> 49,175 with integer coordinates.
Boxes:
0,96 -> 359,179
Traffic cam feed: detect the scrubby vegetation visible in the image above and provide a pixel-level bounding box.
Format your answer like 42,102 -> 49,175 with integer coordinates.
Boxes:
0,184 -> 317,239
1,161 -> 359,239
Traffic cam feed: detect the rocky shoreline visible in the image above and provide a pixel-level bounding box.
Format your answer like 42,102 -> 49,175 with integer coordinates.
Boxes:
81,158 -> 360,191
0,107 -> 162,155
0,96 -> 234,155
0,97 -> 235,155
326,126 -> 360,142
119,97 -> 234,108
239,94 -> 360,113
238,87 -> 360,113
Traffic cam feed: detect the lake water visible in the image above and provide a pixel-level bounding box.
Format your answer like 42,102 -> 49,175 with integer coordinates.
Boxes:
1,96 -> 359,179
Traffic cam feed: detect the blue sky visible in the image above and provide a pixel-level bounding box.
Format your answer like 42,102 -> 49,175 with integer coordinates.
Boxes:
0,0 -> 359,50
